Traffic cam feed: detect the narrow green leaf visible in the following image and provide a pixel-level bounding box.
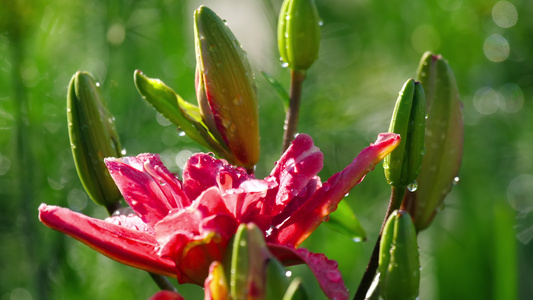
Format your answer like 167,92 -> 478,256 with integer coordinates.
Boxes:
133,70 -> 233,159
261,71 -> 290,112
324,200 -> 366,242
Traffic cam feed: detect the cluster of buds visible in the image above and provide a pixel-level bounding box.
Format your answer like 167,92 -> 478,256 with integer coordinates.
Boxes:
402,52 -> 464,231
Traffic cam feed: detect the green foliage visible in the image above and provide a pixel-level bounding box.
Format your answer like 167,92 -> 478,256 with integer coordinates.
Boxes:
0,0 -> 530,299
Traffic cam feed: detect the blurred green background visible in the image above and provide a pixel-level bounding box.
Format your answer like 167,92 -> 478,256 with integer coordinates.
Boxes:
1,0 -> 532,299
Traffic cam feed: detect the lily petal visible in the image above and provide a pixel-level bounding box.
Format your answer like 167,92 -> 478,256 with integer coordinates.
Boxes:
38,204 -> 177,278
270,134 -> 324,210
270,133 -> 401,247
182,153 -> 251,201
105,153 -> 190,226
148,291 -> 185,300
268,244 -> 349,300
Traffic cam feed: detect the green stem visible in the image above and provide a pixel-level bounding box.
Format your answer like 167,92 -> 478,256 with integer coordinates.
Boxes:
353,185 -> 406,300
149,272 -> 179,292
281,69 -> 306,152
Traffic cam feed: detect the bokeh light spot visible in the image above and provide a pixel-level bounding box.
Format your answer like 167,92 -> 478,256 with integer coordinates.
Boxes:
68,189 -> 89,212
175,150 -> 194,170
492,1 -> 518,29
107,23 -> 126,46
483,34 -> 509,62
0,154 -> 11,175
473,87 -> 502,115
508,174 -> 533,211
499,83 -> 524,113
9,288 -> 32,300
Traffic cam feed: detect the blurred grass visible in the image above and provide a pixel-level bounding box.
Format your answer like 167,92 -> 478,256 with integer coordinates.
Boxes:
1,0 -> 531,299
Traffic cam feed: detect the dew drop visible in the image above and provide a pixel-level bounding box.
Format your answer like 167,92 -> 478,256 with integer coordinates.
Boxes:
229,123 -> 237,133
233,97 -> 243,105
179,131 -> 186,137
323,215 -> 330,222
221,119 -> 232,129
326,270 -> 341,282
159,181 -> 167,186
281,62 -> 289,68
285,270 -> 292,277
453,176 -> 460,185
407,180 -> 418,192
121,149 -> 127,155
318,20 -> 324,26
344,193 -> 350,197
96,82 -> 101,87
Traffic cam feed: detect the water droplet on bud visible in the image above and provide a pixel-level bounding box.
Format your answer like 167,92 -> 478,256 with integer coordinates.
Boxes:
453,176 -> 460,185
407,180 -> 418,192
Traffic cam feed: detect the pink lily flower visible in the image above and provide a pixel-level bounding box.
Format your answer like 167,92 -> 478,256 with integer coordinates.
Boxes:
39,133 -> 399,300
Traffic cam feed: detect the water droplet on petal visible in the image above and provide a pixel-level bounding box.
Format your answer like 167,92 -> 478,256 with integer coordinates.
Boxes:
323,215 -> 330,222
326,270 -> 341,282
407,180 -> 418,192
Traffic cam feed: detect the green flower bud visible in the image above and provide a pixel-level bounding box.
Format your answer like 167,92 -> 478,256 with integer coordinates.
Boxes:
402,52 -> 463,231
384,79 -> 426,187
224,223 -> 307,300
278,0 -> 321,71
67,71 -> 122,211
226,223 -> 270,299
378,210 -> 420,300
195,6 -> 260,171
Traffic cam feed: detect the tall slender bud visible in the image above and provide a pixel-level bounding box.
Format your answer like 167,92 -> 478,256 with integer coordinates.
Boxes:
67,71 -> 122,210
378,210 -> 420,300
402,52 -> 464,231
383,79 -> 426,187
194,6 -> 260,171
278,0 -> 321,71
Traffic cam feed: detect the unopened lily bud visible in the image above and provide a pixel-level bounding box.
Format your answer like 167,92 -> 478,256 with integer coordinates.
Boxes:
277,0 -> 321,71
402,52 -> 463,231
384,79 -> 426,187
227,223 -> 269,298
378,210 -> 420,300
265,253 -> 291,300
195,6 -> 259,171
224,223 -> 306,299
205,261 -> 230,300
67,71 -> 122,210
